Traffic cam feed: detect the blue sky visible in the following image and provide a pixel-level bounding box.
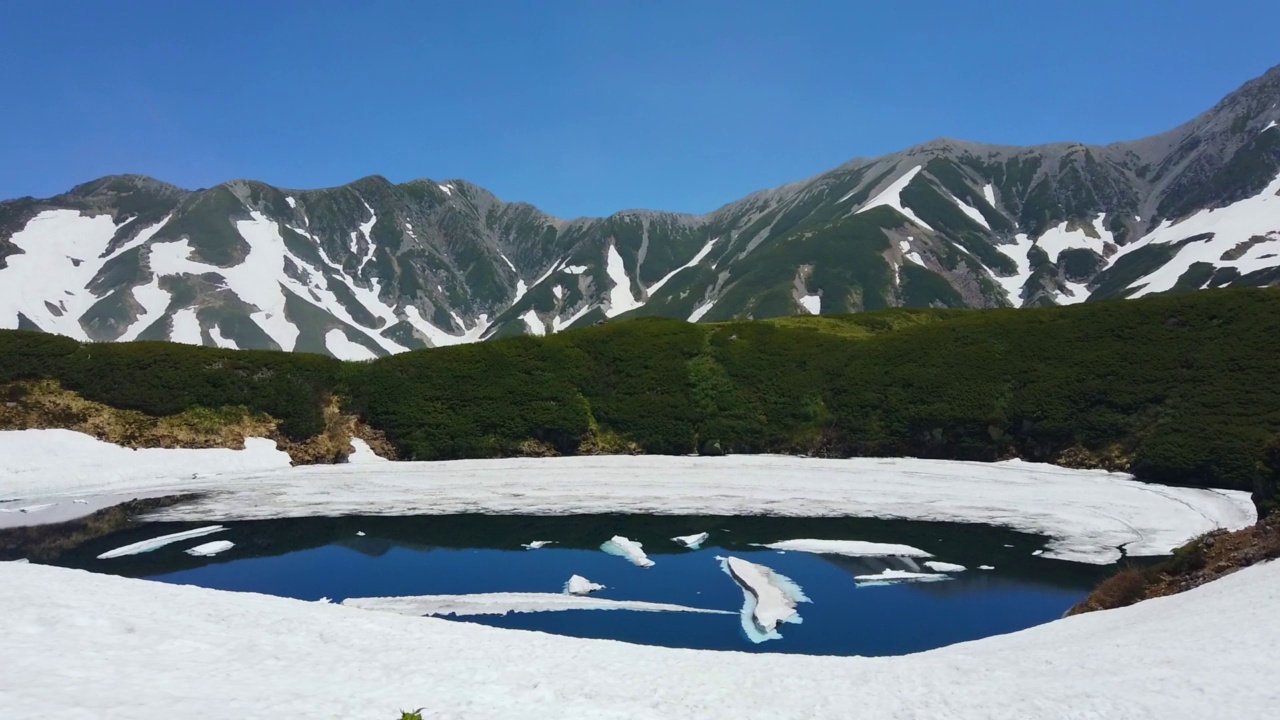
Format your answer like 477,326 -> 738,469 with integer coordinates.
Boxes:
1,1 -> 1278,218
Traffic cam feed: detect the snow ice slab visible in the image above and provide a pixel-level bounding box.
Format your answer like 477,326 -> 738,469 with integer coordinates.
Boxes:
346,439 -> 389,464
521,540 -> 554,550
672,532 -> 709,549
759,539 -> 933,557
341,592 -> 730,617
854,568 -> 952,586
97,526 -> 227,559
922,561 -> 967,573
721,556 -> 809,642
564,575 -> 605,595
601,535 -> 653,567
185,540 -> 235,557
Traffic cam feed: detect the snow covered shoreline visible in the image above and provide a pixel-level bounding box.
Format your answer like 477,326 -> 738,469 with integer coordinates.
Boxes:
2,558 -> 1277,718
0,429 -> 1257,564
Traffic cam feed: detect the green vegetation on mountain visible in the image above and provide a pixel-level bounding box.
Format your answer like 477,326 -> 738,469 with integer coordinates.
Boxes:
2,289 -> 1279,508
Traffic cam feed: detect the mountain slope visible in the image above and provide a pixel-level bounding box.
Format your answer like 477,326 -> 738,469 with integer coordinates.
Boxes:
2,66 -> 1279,358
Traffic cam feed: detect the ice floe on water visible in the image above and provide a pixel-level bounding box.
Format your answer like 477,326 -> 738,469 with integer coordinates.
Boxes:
855,569 -> 953,586
922,561 -> 967,573
720,556 -> 809,643
184,540 -> 235,557
978,565 -> 995,570
759,538 -> 933,557
564,575 -> 605,595
97,526 -> 227,559
601,536 -> 653,567
672,532 -> 709,549
521,540 -> 554,550
341,592 -> 731,617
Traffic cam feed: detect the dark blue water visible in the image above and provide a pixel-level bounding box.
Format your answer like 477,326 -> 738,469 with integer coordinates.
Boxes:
66,515 -> 1107,656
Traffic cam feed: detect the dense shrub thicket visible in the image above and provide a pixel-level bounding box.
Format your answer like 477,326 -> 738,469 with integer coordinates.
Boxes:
3,288 -> 1278,504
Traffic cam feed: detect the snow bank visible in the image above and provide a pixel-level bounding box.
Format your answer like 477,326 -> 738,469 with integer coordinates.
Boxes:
346,439 -> 388,464
601,536 -> 654,567
341,592 -> 729,617
97,526 -> 227,559
672,532 -> 709,549
760,539 -> 933,558
854,568 -> 952,586
720,556 -> 809,643
922,561 -> 967,573
0,432 -> 1255,564
3,560 -> 1279,717
185,540 -> 235,557
564,575 -> 605,595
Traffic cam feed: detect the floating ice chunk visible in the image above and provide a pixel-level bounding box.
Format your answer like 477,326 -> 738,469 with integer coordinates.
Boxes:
601,536 -> 653,567
97,526 -> 227,559
356,531 -> 366,537
978,565 -> 995,570
521,540 -> 554,550
185,540 -> 234,557
672,532 -> 709,550
923,561 -> 967,573
347,439 -> 389,464
564,575 -> 605,595
342,593 -> 730,617
854,568 -> 952,586
1032,550 -> 1044,556
759,539 -> 932,558
720,556 -> 809,642
0,503 -> 56,514
73,499 -> 88,504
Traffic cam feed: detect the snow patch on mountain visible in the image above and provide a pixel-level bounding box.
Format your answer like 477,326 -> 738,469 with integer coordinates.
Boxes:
949,192 -> 991,230
647,237 -> 718,296
604,244 -> 642,317
324,329 -> 377,361
0,210 -> 128,338
855,165 -> 934,231
1118,172 -> 1280,297
798,294 -> 820,314
519,308 -> 545,336
688,297 -> 717,322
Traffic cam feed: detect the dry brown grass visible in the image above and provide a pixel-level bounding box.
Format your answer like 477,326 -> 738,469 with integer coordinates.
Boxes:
0,380 -> 396,464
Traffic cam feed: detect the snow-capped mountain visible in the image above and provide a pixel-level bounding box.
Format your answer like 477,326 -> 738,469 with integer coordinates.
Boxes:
3,66 -> 1279,360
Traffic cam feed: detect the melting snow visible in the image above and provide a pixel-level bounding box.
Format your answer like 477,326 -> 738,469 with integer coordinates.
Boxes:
551,285 -> 564,301
498,253 -> 517,273
207,324 -> 238,350
687,297 -> 717,322
403,306 -> 490,348
855,166 -> 935,231
922,561 -> 967,573
323,329 -> 377,361
564,575 -> 605,595
342,592 -> 729,617
347,439 -> 388,464
949,192 -> 991,230
0,432 -> 1255,563
0,210 -> 126,339
5,559 -> 1278,717
185,540 -> 235,557
601,536 -> 654,567
168,307 -> 203,345
672,532 -> 709,549
438,183 -> 452,196
519,308 -> 545,336
285,196 -> 297,209
97,526 -> 227,559
562,265 -> 588,275
603,245 -> 642,317
992,233 -> 1036,303
854,568 -> 952,586
798,294 -> 820,315
1113,172 -> 1280,297
982,184 -> 997,207
1263,120 -> 1277,133
646,237 -> 719,296
759,539 -> 933,557
721,556 -> 809,642
551,303 -> 594,332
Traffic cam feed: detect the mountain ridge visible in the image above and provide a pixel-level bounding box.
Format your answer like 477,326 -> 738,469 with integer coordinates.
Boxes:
2,64 -> 1279,358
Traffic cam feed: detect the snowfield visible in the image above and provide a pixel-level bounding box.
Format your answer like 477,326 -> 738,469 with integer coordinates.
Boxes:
5,559 -> 1275,718
0,430 -> 1255,564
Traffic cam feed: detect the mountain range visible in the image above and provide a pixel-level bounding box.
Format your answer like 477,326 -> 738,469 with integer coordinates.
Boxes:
2,66 -> 1278,359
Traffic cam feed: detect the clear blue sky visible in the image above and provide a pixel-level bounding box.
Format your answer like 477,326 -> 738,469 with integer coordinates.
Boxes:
2,0 -> 1278,218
